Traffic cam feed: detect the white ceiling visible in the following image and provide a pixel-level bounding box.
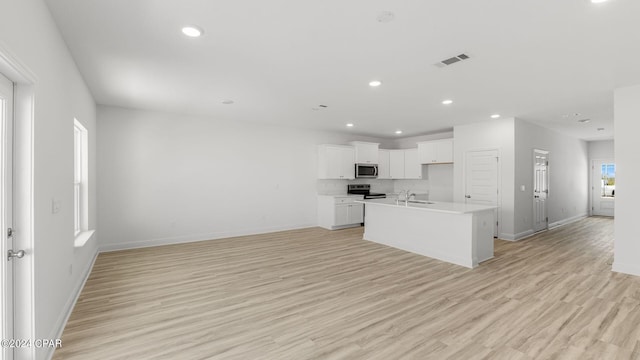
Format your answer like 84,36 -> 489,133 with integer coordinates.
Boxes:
45,0 -> 640,140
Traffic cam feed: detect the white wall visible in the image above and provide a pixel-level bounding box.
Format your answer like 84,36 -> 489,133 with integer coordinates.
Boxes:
97,106 -> 389,250
588,140 -> 614,159
0,1 -> 98,359
514,119 -> 589,236
453,118 -> 516,239
391,131 -> 454,149
613,84 -> 640,276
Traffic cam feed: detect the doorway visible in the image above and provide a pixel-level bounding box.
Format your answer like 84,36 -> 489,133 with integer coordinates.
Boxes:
533,149 -> 549,233
464,149 -> 500,236
0,47 -> 36,360
592,160 -> 615,217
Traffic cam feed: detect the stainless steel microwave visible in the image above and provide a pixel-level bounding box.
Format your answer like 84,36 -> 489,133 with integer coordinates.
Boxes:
355,163 -> 378,178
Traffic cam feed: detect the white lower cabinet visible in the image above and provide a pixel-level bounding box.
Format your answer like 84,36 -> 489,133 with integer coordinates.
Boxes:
318,195 -> 364,230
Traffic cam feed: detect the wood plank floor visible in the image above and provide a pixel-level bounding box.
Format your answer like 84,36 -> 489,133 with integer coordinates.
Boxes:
54,217 -> 640,359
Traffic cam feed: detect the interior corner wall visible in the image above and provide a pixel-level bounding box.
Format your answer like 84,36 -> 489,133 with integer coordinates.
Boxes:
96,105 -> 387,251
0,0 -> 98,359
514,119 -> 589,236
588,139 -> 614,159
613,84 -> 640,276
453,118 -> 516,240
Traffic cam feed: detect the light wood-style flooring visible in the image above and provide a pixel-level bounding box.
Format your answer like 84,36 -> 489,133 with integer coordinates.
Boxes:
54,217 -> 640,359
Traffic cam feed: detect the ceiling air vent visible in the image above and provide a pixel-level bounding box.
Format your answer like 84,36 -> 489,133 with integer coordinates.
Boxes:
434,53 -> 471,68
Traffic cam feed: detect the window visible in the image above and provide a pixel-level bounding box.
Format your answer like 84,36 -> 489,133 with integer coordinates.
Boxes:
74,119 -> 91,245
600,163 -> 615,198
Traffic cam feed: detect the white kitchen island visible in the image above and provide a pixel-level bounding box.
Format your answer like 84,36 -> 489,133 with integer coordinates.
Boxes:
357,199 -> 496,268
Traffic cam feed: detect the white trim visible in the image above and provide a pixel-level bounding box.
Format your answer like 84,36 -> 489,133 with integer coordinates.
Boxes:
43,250 -> 98,360
0,41 -> 37,360
99,223 -> 317,252
549,213 -> 589,229
74,230 -> 95,248
499,229 -> 535,241
612,261 -> 640,277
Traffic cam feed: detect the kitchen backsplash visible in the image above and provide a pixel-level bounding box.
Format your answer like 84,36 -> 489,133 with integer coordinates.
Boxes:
317,179 -> 394,195
316,164 -> 453,201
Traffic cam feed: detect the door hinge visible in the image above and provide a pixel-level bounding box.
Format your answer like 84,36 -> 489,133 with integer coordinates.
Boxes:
546,217 -> 549,222
7,228 -> 13,238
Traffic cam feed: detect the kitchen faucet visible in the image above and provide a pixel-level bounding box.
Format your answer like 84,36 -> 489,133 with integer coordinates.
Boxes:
399,189 -> 416,205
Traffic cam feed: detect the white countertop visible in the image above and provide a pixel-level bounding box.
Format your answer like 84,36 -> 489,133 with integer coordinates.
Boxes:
317,194 -> 364,198
356,198 -> 496,214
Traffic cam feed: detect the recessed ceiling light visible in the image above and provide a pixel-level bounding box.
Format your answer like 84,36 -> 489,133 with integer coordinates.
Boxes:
221,99 -> 234,105
182,26 -> 204,38
442,99 -> 453,105
395,130 -> 403,135
346,123 -> 354,127
369,80 -> 382,87
491,114 -> 501,119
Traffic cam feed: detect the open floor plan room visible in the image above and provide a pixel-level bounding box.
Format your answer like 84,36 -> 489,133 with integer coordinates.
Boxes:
54,217 -> 640,359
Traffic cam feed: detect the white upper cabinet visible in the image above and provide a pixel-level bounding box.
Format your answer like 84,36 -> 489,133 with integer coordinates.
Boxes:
318,145 -> 355,179
417,139 -> 454,164
378,149 -> 390,179
389,150 -> 405,179
404,148 -> 422,179
349,141 -> 379,164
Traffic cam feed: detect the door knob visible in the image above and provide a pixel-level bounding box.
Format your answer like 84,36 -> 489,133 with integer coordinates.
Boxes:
8,249 -> 25,260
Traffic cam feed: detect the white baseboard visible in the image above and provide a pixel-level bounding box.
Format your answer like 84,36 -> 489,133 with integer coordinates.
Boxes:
549,213 -> 588,229
499,213 -> 590,241
499,229 -> 535,241
44,249 -> 99,360
612,261 -> 640,277
99,223 -> 317,252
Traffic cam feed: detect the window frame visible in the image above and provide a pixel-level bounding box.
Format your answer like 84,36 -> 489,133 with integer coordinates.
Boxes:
73,118 -> 92,246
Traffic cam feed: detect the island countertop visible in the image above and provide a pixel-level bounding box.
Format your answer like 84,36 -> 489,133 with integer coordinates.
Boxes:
356,198 -> 496,215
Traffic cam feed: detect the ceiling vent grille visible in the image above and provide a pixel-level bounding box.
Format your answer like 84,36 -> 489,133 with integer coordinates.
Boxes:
434,53 -> 471,68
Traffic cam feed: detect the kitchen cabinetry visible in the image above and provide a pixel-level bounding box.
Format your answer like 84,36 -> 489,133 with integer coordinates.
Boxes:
388,149 -> 422,179
378,150 -> 390,179
317,195 -> 364,230
389,150 -> 405,179
318,145 -> 355,179
417,139 -> 454,164
349,141 -> 379,164
404,149 -> 422,179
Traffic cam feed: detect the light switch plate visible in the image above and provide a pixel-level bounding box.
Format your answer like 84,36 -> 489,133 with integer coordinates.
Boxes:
520,185 -> 526,192
52,198 -> 61,214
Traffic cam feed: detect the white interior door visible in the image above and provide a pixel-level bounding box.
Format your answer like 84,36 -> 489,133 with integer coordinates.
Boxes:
533,149 -> 549,232
1,71 -> 15,360
592,160 -> 615,217
465,150 -> 499,236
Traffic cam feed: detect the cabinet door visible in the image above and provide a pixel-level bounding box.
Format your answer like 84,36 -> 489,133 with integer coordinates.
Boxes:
404,149 -> 422,179
335,204 -> 349,226
353,142 -> 379,164
349,204 -> 364,224
340,147 -> 355,179
418,142 -> 437,164
436,139 -> 453,163
389,150 -> 405,179
378,150 -> 390,179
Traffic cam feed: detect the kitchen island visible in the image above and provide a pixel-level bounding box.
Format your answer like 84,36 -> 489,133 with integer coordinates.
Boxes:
356,199 -> 496,268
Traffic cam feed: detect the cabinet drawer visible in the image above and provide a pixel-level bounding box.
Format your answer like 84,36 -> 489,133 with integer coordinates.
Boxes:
335,197 -> 355,204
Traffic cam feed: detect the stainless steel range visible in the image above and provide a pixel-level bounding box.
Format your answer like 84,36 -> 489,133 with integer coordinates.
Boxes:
347,184 -> 386,199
